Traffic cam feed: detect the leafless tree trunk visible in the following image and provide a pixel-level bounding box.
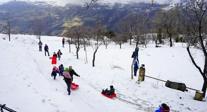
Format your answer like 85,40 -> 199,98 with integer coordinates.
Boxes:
184,0 -> 207,98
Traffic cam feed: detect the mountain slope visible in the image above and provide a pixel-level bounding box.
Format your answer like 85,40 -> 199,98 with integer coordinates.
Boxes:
0,34 -> 206,112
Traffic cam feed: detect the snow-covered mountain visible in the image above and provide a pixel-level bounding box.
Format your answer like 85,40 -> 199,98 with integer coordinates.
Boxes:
0,34 -> 206,112
0,1 -> 166,35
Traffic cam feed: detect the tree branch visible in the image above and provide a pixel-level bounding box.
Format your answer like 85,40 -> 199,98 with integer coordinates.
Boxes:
187,46 -> 203,75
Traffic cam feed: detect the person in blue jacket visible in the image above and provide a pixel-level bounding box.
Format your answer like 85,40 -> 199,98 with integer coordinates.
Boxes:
155,103 -> 170,112
58,64 -> 64,76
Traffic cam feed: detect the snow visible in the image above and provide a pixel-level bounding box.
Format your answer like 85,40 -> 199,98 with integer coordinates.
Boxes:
0,34 -> 206,112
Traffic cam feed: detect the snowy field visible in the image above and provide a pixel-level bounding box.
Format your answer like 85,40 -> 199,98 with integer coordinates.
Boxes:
0,34 -> 206,112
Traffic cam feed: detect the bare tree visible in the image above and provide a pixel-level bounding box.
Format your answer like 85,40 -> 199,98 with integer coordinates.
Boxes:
31,18 -> 45,41
184,0 -> 207,98
0,16 -> 11,41
5,20 -> 11,42
62,17 -> 84,59
112,33 -> 127,49
154,8 -> 180,47
116,14 -> 137,45
91,20 -> 106,67
102,30 -> 114,49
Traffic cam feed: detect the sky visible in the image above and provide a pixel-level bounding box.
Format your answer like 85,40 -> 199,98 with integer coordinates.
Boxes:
0,0 -> 180,6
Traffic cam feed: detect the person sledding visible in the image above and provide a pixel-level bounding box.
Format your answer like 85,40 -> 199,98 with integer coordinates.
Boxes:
63,66 -> 80,95
102,85 -> 116,98
51,66 -> 59,80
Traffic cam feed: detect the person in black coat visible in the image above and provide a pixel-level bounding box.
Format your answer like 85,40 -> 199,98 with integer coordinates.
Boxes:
62,38 -> 65,48
68,66 -> 80,81
57,49 -> 62,60
102,85 -> 115,96
38,41 -> 43,51
44,44 -> 50,56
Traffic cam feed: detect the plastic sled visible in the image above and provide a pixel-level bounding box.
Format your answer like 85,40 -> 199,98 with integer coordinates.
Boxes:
71,83 -> 79,90
102,93 -> 117,99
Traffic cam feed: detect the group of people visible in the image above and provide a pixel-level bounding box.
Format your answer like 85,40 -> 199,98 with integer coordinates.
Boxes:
38,40 -> 63,65
51,65 -> 80,95
38,40 -> 50,56
39,39 -> 169,111
131,47 -> 145,82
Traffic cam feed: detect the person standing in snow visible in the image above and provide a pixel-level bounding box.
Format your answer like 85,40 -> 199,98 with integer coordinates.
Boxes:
62,38 -> 65,48
44,44 -> 50,56
51,66 -> 59,80
51,52 -> 57,65
138,64 -> 145,82
131,46 -> 139,63
58,64 -> 64,76
131,46 -> 139,79
38,40 -> 43,52
57,49 -> 62,60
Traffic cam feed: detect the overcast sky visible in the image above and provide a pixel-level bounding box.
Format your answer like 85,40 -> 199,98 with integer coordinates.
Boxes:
0,0 -> 180,6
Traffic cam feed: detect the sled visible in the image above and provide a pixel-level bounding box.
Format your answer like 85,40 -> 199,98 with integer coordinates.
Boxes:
102,93 -> 117,99
71,83 -> 79,90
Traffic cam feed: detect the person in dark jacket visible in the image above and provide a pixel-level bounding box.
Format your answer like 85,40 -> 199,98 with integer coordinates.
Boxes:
63,68 -> 72,95
44,44 -> 50,56
51,66 -> 59,80
131,47 -> 139,62
68,66 -> 80,81
38,41 -> 43,52
57,49 -> 62,60
58,64 -> 64,76
102,85 -> 115,96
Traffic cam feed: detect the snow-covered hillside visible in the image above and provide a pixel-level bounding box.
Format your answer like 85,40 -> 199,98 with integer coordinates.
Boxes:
0,34 -> 206,112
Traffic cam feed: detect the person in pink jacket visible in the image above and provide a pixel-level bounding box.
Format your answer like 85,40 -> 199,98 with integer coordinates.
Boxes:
51,66 -> 59,80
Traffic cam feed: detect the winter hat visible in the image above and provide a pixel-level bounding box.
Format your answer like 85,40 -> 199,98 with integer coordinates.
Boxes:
64,67 -> 69,71
160,103 -> 170,112
69,66 -> 72,70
